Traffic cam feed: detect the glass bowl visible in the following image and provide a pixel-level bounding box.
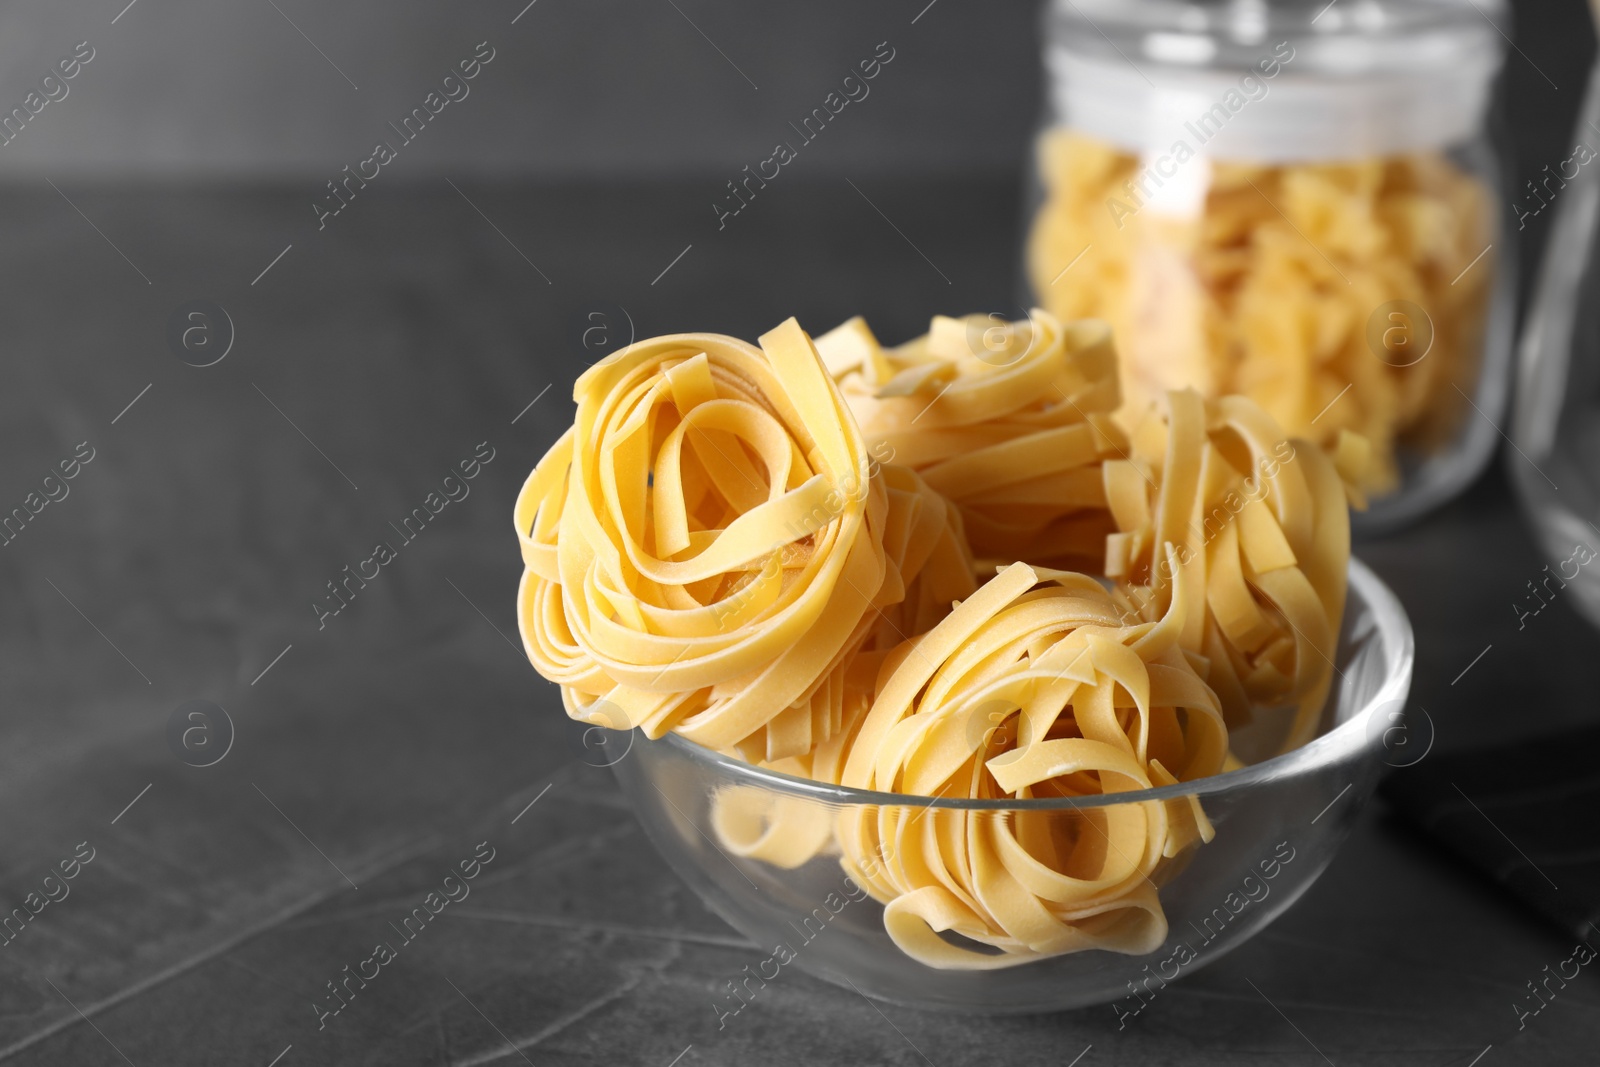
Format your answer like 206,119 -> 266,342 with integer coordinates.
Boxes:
608,558 -> 1413,1014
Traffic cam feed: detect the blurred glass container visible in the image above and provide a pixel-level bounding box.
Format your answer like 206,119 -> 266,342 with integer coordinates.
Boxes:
1023,0 -> 1515,531
1512,49 -> 1600,629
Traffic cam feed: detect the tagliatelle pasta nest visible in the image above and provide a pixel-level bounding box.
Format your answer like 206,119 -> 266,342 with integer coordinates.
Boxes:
833,561 -> 1227,967
515,310 -> 1362,972
818,309 -> 1124,571
1105,389 -> 1366,749
1026,129 -> 1493,494
514,319 -> 973,764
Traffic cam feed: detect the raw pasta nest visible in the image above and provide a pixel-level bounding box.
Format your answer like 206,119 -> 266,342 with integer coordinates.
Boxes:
832,560 -> 1227,968
1104,388 -> 1366,750
514,318 -> 973,764
818,309 -> 1125,571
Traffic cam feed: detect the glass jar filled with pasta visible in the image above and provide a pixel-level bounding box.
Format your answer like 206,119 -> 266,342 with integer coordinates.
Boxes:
1024,0 -> 1513,529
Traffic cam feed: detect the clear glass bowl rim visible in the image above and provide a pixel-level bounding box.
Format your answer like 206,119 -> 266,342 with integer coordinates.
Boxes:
656,557 -> 1413,812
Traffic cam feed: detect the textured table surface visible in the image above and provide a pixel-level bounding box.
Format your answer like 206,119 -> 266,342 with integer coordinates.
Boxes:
0,176 -> 1595,1066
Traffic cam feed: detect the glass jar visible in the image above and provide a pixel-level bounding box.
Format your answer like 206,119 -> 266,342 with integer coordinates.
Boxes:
1023,0 -> 1514,530
1512,51 -> 1600,629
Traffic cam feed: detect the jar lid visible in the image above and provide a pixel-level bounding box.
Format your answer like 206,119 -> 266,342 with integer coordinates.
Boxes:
1043,0 -> 1508,162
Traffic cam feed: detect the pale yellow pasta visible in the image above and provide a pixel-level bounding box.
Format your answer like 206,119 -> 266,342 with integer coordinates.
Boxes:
834,561 -> 1226,968
1027,129 -> 1493,493
1103,388 -> 1358,749
819,309 -> 1124,570
710,786 -> 836,870
514,319 -> 974,763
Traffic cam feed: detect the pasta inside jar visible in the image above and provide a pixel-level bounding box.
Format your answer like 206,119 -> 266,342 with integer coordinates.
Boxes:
1025,0 -> 1511,518
1027,130 -> 1493,495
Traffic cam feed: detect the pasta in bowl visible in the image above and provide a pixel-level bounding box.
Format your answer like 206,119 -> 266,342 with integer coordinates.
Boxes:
514,310 -> 1409,1010
608,557 -> 1410,1012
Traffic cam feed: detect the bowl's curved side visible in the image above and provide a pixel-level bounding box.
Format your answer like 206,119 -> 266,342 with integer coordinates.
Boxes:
615,738 -> 1388,1013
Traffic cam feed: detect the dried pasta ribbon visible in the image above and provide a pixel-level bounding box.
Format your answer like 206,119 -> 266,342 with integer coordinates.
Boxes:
1104,389 -> 1354,751
515,320 -> 974,762
727,463 -> 977,766
818,309 -> 1125,570
710,785 -> 835,870
831,559 -> 1226,969
1026,129 -> 1494,494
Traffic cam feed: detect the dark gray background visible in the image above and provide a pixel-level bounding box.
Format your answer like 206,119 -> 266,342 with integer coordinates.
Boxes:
0,0 -> 1039,178
0,1 -> 1597,1065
